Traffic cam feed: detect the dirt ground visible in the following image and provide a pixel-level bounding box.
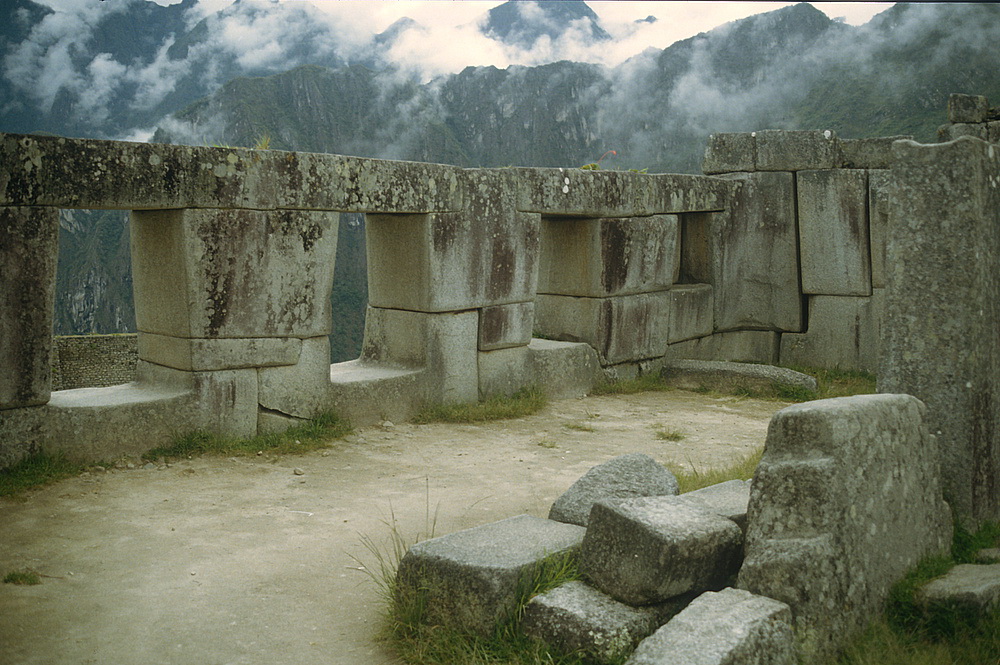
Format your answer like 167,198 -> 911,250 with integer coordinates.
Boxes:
0,389 -> 789,665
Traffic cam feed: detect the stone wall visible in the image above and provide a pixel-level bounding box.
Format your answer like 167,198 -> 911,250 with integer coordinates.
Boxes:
51,334 -> 137,391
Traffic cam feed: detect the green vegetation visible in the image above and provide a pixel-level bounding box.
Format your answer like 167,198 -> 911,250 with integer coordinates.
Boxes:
668,447 -> 763,494
141,412 -> 352,461
412,388 -> 547,425
563,422 -> 595,433
652,425 -> 686,442
0,453 -> 85,498
590,372 -> 673,396
3,570 -> 42,586
834,521 -> 1000,665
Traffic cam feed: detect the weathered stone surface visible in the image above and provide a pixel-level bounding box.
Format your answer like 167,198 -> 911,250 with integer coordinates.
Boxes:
674,480 -> 753,533
549,453 -> 679,527
880,137 -> 1000,524
702,132 -> 756,174
989,121 -> 1000,145
977,548 -> 1000,564
839,137 -> 911,169
868,170 -> 890,289
948,94 -> 991,124
626,588 -> 794,665
797,169 -> 871,296
478,346 -> 531,399
522,581 -> 685,664
684,173 -> 801,332
739,394 -> 952,663
361,307 -> 478,404
1,206 -> 58,409
916,563 -> 1000,615
581,498 -> 743,605
131,208 -> 338,339
516,169 -> 730,217
138,334 -> 302,371
778,293 -> 882,373
755,129 -> 840,171
534,293 -> 670,365
257,336 -> 333,420
937,122 -> 988,142
668,285 -> 713,343
665,331 -> 779,365
538,215 -> 679,298
528,338 -> 600,400
0,132 -> 462,212
479,302 -> 534,351
396,515 -> 586,636
660,360 -> 817,397
328,360 -> 426,428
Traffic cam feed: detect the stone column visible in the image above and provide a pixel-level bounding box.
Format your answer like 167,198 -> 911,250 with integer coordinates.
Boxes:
880,137 -> 1000,524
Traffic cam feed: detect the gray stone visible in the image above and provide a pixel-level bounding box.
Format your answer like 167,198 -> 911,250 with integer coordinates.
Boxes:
549,453 -> 679,527
739,394 -> 952,664
327,360 -> 426,428
989,121 -> 1000,145
660,360 -> 817,397
527,338 -> 600,400
702,132 -> 756,174
0,132 -> 463,212
880,137 -> 1000,524
867,170 -> 891,289
684,172 -> 801,332
917,563 -> 1000,615
797,169 -> 871,296
138,334 -> 302,371
522,581 -> 686,664
668,285 -> 714,343
257,336 -> 333,420
131,208 -> 338,339
976,548 -> 1000,564
948,94 -> 991,123
755,129 -> 840,171
665,331 -> 780,365
478,302 -> 534,351
534,292 -> 670,365
778,293 -> 882,373
581,498 -> 743,605
538,215 -> 679,298
674,480 -> 753,533
937,123 -> 988,142
626,588 -> 794,665
839,137 -> 912,169
1,206 -> 58,409
478,346 -> 531,399
395,515 -> 585,636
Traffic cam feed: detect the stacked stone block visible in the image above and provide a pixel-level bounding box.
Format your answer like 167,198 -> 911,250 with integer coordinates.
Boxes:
937,93 -> 1000,144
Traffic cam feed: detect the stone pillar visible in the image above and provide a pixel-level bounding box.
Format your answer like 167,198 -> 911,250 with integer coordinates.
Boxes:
1,206 -> 58,409
880,137 -> 1000,524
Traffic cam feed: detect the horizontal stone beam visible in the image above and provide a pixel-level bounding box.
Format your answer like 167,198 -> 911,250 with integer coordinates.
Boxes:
0,132 -> 463,213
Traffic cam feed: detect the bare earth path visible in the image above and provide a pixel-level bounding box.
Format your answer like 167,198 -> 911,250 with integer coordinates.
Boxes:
0,390 -> 788,665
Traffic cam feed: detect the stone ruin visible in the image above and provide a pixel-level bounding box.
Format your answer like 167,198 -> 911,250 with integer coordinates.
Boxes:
2,93 -> 1000,662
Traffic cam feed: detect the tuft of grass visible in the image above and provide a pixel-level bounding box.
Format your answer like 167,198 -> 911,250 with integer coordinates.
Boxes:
3,570 -> 42,585
652,425 -> 686,442
788,366 -> 878,400
563,422 -> 595,433
668,447 -> 763,494
412,388 -> 546,425
590,373 -> 672,396
0,453 -> 85,498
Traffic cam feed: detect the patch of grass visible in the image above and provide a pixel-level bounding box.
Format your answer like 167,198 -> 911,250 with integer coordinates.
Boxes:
412,388 -> 547,425
668,447 -> 763,494
3,570 -> 41,585
0,453 -> 85,498
787,366 -> 878,400
652,425 -> 686,442
590,373 -> 672,396
563,422 -> 595,433
141,412 -> 352,461
536,440 -> 558,449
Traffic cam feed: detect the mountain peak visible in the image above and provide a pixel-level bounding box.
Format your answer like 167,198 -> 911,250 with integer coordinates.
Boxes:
483,0 -> 611,48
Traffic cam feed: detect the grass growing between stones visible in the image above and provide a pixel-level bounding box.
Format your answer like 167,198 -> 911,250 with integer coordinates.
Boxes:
3,569 -> 42,585
141,412 -> 352,461
0,453 -> 86,498
668,447 -> 763,494
589,373 -> 672,396
834,520 -> 1000,665
412,387 -> 547,424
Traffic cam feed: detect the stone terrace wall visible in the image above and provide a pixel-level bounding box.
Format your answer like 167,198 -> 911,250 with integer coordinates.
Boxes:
51,334 -> 138,391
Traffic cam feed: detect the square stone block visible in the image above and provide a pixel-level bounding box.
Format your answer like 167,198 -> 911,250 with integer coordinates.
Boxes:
527,338 -> 600,399
779,293 -> 882,372
139,333 -> 302,371
396,515 -> 586,636
948,94 -> 991,123
538,215 -> 679,297
257,336 -> 332,420
580,497 -> 743,605
479,302 -> 534,351
798,169 -> 871,296
755,130 -> 840,171
868,170 -> 890,289
131,208 -> 338,339
669,284 -> 714,343
478,346 -> 531,399
675,480 -> 753,533
839,137 -> 911,169
702,132 -> 756,174
665,331 -> 779,365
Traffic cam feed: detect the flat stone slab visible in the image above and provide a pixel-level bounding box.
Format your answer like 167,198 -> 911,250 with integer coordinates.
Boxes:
549,453 -> 679,527
976,548 -> 1000,564
395,515 -> 585,636
917,563 -> 1000,615
660,360 -> 817,395
626,588 -> 795,665
580,497 -> 743,605
522,581 -> 688,664
674,480 -> 752,533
